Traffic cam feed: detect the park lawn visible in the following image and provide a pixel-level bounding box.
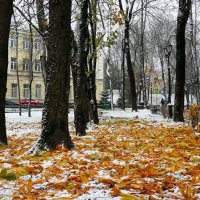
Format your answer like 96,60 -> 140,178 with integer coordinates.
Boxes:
0,114 -> 200,199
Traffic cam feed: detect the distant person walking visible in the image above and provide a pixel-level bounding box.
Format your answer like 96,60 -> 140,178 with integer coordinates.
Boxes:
161,98 -> 165,106
160,98 -> 167,118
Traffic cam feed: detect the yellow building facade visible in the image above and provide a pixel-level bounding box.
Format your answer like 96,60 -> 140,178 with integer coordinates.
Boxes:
7,29 -> 104,103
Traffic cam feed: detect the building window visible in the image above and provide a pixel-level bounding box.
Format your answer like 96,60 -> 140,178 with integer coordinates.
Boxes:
35,84 -> 41,99
35,60 -> 42,72
11,83 -> 17,98
23,59 -> 30,71
23,84 -> 29,99
23,39 -> 30,49
34,40 -> 41,50
11,57 -> 16,70
10,37 -> 16,48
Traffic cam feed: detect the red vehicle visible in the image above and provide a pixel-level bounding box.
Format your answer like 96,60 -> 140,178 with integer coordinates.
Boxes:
19,99 -> 40,105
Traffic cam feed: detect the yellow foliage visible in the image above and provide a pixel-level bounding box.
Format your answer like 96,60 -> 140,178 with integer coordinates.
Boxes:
2,118 -> 200,199
189,105 -> 200,117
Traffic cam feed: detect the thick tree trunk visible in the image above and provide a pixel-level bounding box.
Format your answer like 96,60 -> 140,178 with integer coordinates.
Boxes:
0,0 -> 13,145
74,0 -> 90,136
174,0 -> 191,122
124,21 -> 137,111
31,0 -> 73,151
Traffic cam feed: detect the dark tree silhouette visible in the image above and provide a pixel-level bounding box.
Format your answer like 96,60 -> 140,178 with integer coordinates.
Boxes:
118,0 -> 137,111
174,0 -> 191,122
74,0 -> 90,136
88,0 -> 99,124
31,0 -> 74,151
0,0 -> 13,145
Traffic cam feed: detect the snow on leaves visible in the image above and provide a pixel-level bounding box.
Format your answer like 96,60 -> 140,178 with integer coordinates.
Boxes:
0,119 -> 200,199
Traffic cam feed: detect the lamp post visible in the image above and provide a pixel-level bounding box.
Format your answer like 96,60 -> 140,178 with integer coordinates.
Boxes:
164,44 -> 172,118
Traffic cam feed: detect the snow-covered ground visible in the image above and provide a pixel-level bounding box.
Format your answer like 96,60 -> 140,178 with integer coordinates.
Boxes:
5,107 -> 170,125
5,108 -> 176,139
1,108 -> 195,200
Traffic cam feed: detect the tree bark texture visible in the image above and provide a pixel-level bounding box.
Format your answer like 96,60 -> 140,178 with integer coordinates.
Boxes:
124,21 -> 137,111
13,13 -> 22,116
36,0 -> 47,37
71,31 -> 78,101
88,0 -> 99,124
36,0 -> 48,84
28,23 -> 33,118
74,0 -> 90,136
118,0 -> 137,111
88,56 -> 99,124
0,0 -> 13,145
174,0 -> 191,122
33,0 -> 74,150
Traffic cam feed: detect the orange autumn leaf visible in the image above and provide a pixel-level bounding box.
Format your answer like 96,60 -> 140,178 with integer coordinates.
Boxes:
177,182 -> 198,200
98,177 -> 117,185
161,175 -> 176,190
110,187 -> 121,197
47,182 -> 68,190
80,174 -> 89,184
27,179 -> 33,193
117,180 -> 131,189
136,165 -> 159,177
142,180 -> 162,194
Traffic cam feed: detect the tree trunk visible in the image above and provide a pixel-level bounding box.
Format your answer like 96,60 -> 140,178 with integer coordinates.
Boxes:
124,21 -> 137,111
13,13 -> 22,116
189,6 -> 199,104
140,0 -> 147,106
16,32 -> 22,116
28,21 -> 33,118
121,37 -> 125,110
36,0 -> 47,84
0,0 -> 13,145
36,0 -> 47,37
174,0 -> 191,122
71,31 -> 77,103
159,55 -> 167,102
88,57 -> 99,124
31,0 -> 73,151
74,0 -> 90,136
88,0 -> 99,124
118,0 -> 137,111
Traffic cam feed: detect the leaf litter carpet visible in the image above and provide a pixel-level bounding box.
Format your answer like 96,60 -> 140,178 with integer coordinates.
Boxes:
0,119 -> 200,199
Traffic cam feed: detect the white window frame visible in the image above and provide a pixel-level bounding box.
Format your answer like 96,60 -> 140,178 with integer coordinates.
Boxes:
11,57 -> 16,70
23,39 -> 30,50
23,59 -> 30,71
34,40 -> 41,50
35,84 -> 41,99
10,37 -> 16,48
23,84 -> 30,99
11,83 -> 18,98
35,60 -> 42,72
